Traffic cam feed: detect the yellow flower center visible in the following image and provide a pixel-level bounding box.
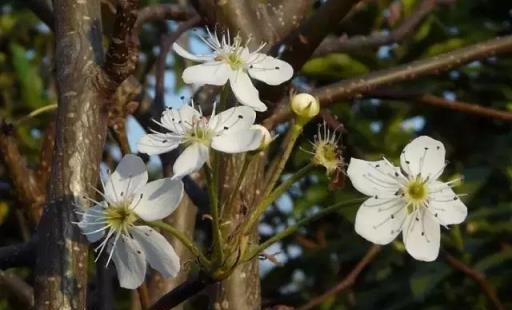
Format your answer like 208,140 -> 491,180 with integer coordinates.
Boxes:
404,178 -> 429,213
313,141 -> 343,176
105,203 -> 137,232
185,125 -> 214,146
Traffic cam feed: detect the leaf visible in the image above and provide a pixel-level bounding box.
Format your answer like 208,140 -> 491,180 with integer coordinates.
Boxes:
474,249 -> 512,273
9,43 -> 44,108
410,263 -> 451,300
302,53 -> 369,80
423,38 -> 467,57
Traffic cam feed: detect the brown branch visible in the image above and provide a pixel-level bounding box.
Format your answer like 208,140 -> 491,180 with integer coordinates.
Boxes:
442,252 -> 505,310
278,0 -> 361,71
370,90 -> 512,121
298,245 -> 382,310
148,274 -> 215,310
0,270 -> 34,309
134,4 -> 193,34
314,0 -> 453,56
0,121 -> 45,225
101,0 -> 140,91
264,35 -> 512,129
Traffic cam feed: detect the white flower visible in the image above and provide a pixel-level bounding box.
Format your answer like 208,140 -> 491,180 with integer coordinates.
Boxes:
172,29 -> 294,112
347,136 -> 468,262
76,155 -> 184,289
137,103 -> 264,179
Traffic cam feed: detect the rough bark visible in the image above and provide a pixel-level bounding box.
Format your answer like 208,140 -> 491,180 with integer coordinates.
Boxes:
34,0 -> 107,309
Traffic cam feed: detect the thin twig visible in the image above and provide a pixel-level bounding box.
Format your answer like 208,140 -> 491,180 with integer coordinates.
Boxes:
148,274 -> 214,310
314,0 -> 454,56
0,270 -> 34,308
442,252 -> 505,310
370,89 -> 512,121
298,245 -> 382,310
134,4 -> 193,34
264,35 -> 512,129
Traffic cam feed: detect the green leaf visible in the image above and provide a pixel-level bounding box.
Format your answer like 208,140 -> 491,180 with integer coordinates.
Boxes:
410,263 -> 450,300
302,53 -> 369,80
9,43 -> 44,108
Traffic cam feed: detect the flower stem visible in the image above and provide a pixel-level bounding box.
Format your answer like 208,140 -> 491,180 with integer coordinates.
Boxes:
145,220 -> 210,269
242,163 -> 315,236
223,154 -> 253,214
243,198 -> 365,262
263,122 -> 303,198
204,162 -> 224,264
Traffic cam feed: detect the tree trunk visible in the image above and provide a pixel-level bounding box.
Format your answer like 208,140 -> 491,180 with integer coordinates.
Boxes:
34,0 -> 107,309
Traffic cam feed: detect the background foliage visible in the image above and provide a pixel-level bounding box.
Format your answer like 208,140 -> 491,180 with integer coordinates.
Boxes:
1,0 -> 511,309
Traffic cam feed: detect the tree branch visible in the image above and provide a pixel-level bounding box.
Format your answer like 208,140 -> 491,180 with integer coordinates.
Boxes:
370,89 -> 512,121
264,35 -> 512,129
0,270 -> 34,308
148,274 -> 214,310
298,245 -> 382,310
134,4 -> 193,34
101,0 -> 140,92
278,0 -> 361,71
442,252 -> 505,310
314,0 -> 452,56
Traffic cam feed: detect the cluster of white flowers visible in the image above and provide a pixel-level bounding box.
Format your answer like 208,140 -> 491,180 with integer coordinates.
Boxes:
77,28 -> 469,290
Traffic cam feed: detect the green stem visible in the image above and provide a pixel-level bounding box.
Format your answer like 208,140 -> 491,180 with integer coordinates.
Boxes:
243,163 -> 315,235
263,122 -> 303,198
223,154 -> 252,214
204,163 -> 224,263
145,220 -> 210,268
243,198 -> 365,261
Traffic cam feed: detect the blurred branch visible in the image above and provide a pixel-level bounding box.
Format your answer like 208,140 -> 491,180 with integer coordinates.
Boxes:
0,270 -> 34,309
134,4 -> 194,34
264,35 -> 512,129
0,121 -> 45,225
23,0 -> 54,31
279,0 -> 361,71
442,252 -> 505,310
370,90 -> 512,121
0,239 -> 36,269
101,0 -> 140,92
148,274 -> 214,310
154,15 -> 201,107
298,245 -> 382,310
314,0 -> 453,56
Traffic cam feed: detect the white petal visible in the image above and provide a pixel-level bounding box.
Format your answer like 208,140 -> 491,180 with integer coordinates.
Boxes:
131,226 -> 180,278
355,197 -> 407,245
400,136 -> 446,179
182,62 -> 230,86
132,178 -> 184,221
428,181 -> 467,225
77,204 -> 106,243
161,105 -> 201,134
208,106 -> 255,135
347,158 -> 401,197
137,133 -> 181,155
105,155 -> 148,202
172,144 -> 209,179
247,53 -> 294,85
172,43 -> 214,62
111,234 -> 147,289
229,71 -> 267,112
212,128 -> 263,153
402,209 -> 440,262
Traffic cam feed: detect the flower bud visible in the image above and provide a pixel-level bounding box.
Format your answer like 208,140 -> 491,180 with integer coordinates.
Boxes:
251,125 -> 273,151
290,93 -> 320,120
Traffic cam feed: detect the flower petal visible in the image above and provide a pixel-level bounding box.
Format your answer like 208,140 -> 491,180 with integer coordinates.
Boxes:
355,197 -> 407,245
229,71 -> 267,112
182,62 -> 230,86
137,133 -> 181,156
131,226 -> 180,278
172,144 -> 209,179
105,154 -> 148,203
402,209 -> 440,262
247,53 -> 294,85
347,158 -> 401,196
132,178 -> 184,221
208,106 -> 255,135
77,204 -> 106,243
211,128 -> 263,153
110,234 -> 147,289
428,181 -> 467,225
400,136 -> 446,179
161,105 -> 201,134
172,43 -> 214,62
